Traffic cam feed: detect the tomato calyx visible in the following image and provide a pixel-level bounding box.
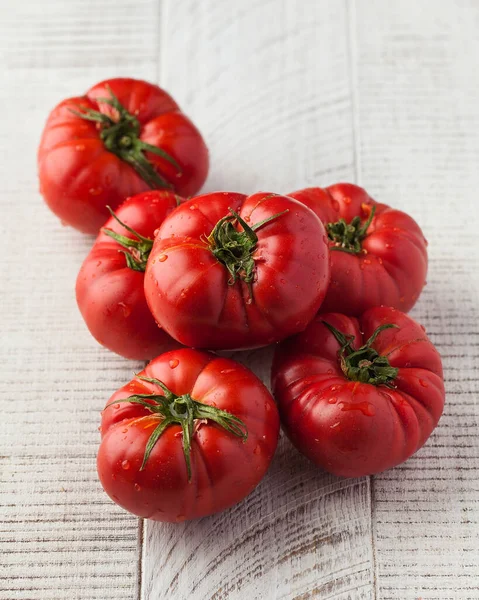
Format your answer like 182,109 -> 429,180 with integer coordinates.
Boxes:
322,320 -> 399,387
70,86 -> 181,189
207,207 -> 288,292
108,374 -> 248,480
327,204 -> 376,254
102,207 -> 154,272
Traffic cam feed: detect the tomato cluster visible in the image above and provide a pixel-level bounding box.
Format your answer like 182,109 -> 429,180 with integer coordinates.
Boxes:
40,78 -> 445,522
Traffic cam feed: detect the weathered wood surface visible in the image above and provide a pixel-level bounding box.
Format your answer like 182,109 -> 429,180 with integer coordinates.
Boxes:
355,2 -> 479,598
1,1 -> 478,599
144,2 -> 373,599
0,1 -> 159,598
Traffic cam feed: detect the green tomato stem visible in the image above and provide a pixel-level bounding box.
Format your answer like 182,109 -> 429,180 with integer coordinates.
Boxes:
70,86 -> 181,190
322,320 -> 399,387
106,374 -> 248,480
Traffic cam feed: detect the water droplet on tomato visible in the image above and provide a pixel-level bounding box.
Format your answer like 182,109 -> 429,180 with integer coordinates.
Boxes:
97,425 -> 102,432
339,401 -> 376,416
399,296 -> 405,303
134,483 -> 141,492
363,259 -> 371,265
158,254 -> 168,262
176,514 -> 186,522
113,404 -> 120,410
327,368 -> 334,374
75,144 -> 85,151
89,187 -> 103,196
169,359 -> 179,369
328,397 -> 337,404
245,298 -> 252,305
419,380 -> 428,388
118,302 -> 131,317
244,215 -> 251,222
189,204 -> 197,210
121,460 -> 130,470
385,243 -> 393,249
265,403 -> 271,412
343,197 -> 352,205
253,445 -> 261,455
153,228 -> 161,237
122,428 -> 128,434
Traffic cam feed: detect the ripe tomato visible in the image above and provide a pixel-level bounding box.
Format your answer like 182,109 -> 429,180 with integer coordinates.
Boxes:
288,183 -> 428,315
38,78 -> 209,234
97,349 -> 279,521
272,307 -> 445,477
76,190 -> 183,360
144,192 -> 331,350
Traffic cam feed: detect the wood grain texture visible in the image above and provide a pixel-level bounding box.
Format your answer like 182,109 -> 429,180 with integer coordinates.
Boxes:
2,0 -> 479,598
353,1 -> 479,598
143,1 -> 375,599
0,0 -> 161,597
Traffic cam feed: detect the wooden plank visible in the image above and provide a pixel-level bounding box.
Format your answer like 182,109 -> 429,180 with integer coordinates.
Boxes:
143,2 -> 375,598
0,0 -> 162,598
353,1 -> 479,598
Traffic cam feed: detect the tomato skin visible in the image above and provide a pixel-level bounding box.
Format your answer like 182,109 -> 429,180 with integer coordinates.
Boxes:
76,190 -> 182,360
97,349 -> 280,521
272,307 -> 444,477
38,78 -> 209,234
288,183 -> 428,315
144,191 -> 331,350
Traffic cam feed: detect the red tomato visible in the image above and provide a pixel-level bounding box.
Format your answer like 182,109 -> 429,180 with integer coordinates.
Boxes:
38,78 -> 209,234
272,307 -> 445,477
97,349 -> 279,521
288,184 -> 428,315
144,192 -> 331,350
76,190 -> 183,360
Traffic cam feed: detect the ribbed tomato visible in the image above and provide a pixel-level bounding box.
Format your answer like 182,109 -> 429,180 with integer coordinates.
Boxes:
272,307 -> 445,477
288,183 -> 428,315
97,349 -> 280,521
144,191 -> 331,350
38,78 -> 209,233
76,190 -> 182,360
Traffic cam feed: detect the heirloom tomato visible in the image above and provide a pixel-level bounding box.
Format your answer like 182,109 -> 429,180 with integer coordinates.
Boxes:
288,184 -> 428,315
38,78 -> 209,233
97,349 -> 280,521
76,190 -> 182,360
144,192 -> 330,350
272,307 -> 445,477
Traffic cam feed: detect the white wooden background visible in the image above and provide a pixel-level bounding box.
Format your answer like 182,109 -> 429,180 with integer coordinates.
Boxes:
1,1 -> 478,598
